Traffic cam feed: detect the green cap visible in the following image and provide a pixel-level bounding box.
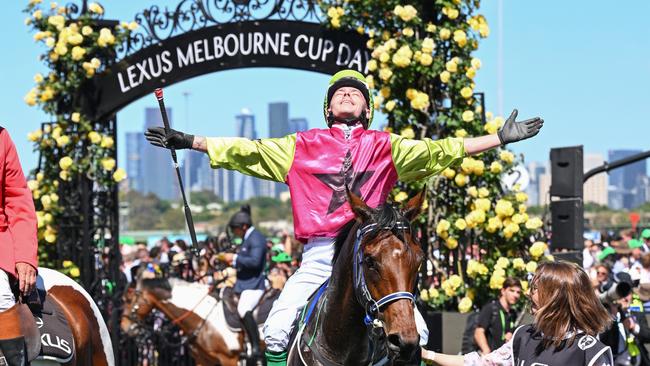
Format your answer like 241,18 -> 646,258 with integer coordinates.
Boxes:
642,229 -> 650,239
272,252 -> 292,263
629,239 -> 644,249
598,246 -> 616,261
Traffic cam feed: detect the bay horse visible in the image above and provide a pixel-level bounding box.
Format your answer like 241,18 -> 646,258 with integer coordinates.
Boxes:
1,267 -> 115,365
121,274 -> 259,366
287,190 -> 425,365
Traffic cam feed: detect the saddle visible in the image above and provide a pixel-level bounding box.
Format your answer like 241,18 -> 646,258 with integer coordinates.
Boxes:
2,284 -> 76,364
220,287 -> 280,331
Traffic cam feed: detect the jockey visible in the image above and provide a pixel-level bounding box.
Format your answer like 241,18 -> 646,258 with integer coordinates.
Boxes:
216,205 -> 267,358
0,127 -> 38,366
145,69 -> 544,366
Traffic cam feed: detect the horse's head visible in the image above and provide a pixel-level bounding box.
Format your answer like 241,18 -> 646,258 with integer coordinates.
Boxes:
120,267 -> 172,336
347,189 -> 425,362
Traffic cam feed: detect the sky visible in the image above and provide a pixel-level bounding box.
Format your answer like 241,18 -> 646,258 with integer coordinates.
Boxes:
1,1 -> 649,175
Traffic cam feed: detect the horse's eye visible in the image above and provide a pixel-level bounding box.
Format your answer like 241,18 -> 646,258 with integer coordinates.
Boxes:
364,257 -> 378,271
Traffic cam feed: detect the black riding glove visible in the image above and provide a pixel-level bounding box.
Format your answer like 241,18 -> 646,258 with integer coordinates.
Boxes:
497,109 -> 544,145
144,127 -> 194,150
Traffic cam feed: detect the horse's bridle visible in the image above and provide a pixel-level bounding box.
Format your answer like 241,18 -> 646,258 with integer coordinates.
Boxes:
353,221 -> 416,327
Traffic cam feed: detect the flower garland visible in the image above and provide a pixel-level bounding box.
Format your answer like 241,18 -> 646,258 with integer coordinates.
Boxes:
321,0 -> 550,311
23,0 -> 131,274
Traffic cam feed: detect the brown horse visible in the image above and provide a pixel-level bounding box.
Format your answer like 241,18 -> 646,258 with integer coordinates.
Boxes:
121,274 -> 256,366
16,267 -> 114,366
287,190 -> 425,365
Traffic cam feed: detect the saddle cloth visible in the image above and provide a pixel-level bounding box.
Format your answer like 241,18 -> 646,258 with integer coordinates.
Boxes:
220,287 -> 280,331
30,289 -> 75,363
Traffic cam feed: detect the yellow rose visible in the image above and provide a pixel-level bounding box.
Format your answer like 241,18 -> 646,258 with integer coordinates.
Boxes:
439,28 -> 451,40
62,260 -> 73,268
367,60 -> 377,72
420,53 -> 433,66
529,242 -> 548,259
24,89 -> 38,106
462,110 -> 475,122
490,161 -> 503,174
484,120 -> 498,134
27,180 -> 39,191
396,5 -> 417,22
453,30 -> 467,47
449,275 -> 463,289
330,17 -> 340,28
97,28 -> 115,47
55,135 -> 70,147
446,8 -> 460,20
455,129 -> 467,138
478,187 -> 490,198
461,158 -> 475,174
474,198 -> 491,212
445,237 -> 458,249
33,9 -> 43,19
88,131 -> 101,144
511,213 -> 526,225
82,26 -> 93,36
90,57 -> 101,69
454,218 -> 467,230
128,21 -> 139,31
71,112 -> 80,123
71,46 -> 86,60
47,15 -> 65,30
385,100 -> 396,112
525,217 -> 543,230
500,150 -> 515,164
520,280 -> 529,292
458,297 -> 472,313
101,158 -> 116,171
465,67 -> 476,79
479,23 -> 490,38
526,261 -> 538,273
442,167 -> 456,179
471,58 -> 482,69
88,2 -> 103,14
40,195 -> 52,208
467,186 -> 478,198
428,288 -> 439,299
426,23 -> 436,33
402,27 -> 414,37
489,274 -> 505,290
436,219 -> 451,234
59,170 -> 70,181
460,87 -> 473,99
113,168 -> 127,182
445,60 -> 457,73
69,267 -> 80,277
67,33 -> 83,46
516,192 -> 528,203
33,73 -> 44,83
394,191 -> 408,203
513,258 -> 526,270
400,127 -> 415,139
59,156 -> 73,170
439,71 -> 451,83
54,43 -> 67,56
495,199 -> 514,217
410,91 -> 430,112
379,67 -> 393,81
420,289 -> 430,302
454,173 -> 467,187
101,136 -> 114,148
495,257 -> 510,269
421,37 -> 435,54
44,231 -> 57,243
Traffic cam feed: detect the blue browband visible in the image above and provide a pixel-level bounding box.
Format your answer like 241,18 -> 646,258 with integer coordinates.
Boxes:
353,222 -> 416,326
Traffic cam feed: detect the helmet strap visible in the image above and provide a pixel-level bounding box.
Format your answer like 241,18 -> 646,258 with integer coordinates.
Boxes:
327,110 -> 369,129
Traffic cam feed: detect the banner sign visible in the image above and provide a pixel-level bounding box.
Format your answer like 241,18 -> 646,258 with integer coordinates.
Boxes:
92,20 -> 369,119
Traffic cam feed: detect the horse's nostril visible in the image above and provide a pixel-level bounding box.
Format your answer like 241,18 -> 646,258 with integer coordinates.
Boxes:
387,333 -> 418,360
387,334 -> 402,352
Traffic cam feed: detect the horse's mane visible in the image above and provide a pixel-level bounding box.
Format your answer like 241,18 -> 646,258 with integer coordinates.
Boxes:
332,203 -> 409,265
140,277 -> 172,292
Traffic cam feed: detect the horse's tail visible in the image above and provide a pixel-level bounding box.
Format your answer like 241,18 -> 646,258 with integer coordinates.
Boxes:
37,267 -> 115,366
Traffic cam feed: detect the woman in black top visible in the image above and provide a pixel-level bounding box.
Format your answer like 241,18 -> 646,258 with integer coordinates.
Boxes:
424,261 -> 614,366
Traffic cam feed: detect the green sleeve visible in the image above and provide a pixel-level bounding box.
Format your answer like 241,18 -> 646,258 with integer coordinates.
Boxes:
206,134 -> 296,183
390,134 -> 465,182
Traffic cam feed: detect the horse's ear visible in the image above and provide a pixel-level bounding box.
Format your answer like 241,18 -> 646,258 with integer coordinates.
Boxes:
346,186 -> 372,222
403,188 -> 427,222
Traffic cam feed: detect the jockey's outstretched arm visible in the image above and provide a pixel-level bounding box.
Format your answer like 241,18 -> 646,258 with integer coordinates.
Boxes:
464,109 -> 543,155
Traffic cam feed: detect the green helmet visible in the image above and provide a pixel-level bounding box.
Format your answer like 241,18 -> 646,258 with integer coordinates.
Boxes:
323,69 -> 374,129
271,252 -> 292,263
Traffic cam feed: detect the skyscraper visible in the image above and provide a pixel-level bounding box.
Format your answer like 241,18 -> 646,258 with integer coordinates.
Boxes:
525,161 -> 546,206
125,131 -> 144,192
140,108 -> 178,201
266,102 -> 290,199
608,150 -> 646,209
234,109 -> 259,201
214,168 -> 235,203
195,154 -> 214,192
583,153 -> 608,206
289,117 -> 309,133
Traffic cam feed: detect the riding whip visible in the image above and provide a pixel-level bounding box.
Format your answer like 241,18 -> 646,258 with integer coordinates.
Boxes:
154,88 -> 199,254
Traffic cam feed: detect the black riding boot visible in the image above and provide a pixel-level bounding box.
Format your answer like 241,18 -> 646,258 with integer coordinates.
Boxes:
242,311 -> 261,358
0,337 -> 26,366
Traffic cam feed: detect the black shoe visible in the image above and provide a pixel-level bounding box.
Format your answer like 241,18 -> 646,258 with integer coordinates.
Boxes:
0,337 -> 26,366
242,311 -> 261,358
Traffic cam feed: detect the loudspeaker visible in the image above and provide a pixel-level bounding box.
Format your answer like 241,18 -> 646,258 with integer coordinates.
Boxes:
550,146 -> 583,197
550,198 -> 584,250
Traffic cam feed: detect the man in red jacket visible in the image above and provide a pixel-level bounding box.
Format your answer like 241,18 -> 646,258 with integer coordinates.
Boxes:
0,126 -> 38,365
